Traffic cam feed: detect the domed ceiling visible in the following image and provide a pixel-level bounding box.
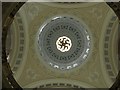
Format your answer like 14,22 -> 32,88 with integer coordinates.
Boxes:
6,2 -> 119,88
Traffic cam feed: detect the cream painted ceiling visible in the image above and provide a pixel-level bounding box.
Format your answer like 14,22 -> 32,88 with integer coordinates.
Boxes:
6,2 -> 119,88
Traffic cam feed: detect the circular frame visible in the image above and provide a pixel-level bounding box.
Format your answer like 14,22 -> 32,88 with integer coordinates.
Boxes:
37,15 -> 91,70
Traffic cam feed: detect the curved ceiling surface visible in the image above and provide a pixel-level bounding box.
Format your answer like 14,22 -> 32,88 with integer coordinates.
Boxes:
6,2 -> 119,88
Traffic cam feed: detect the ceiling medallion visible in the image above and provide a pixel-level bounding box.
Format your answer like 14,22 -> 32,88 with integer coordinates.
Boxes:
56,36 -> 72,52
38,16 -> 91,70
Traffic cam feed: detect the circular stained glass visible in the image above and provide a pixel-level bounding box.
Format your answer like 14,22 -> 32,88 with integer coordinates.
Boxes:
38,16 -> 91,70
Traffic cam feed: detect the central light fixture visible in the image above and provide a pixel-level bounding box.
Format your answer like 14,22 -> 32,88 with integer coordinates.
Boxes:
56,36 -> 72,52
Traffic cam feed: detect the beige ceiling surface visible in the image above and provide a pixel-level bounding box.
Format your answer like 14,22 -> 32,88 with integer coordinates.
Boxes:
8,2 -> 119,88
